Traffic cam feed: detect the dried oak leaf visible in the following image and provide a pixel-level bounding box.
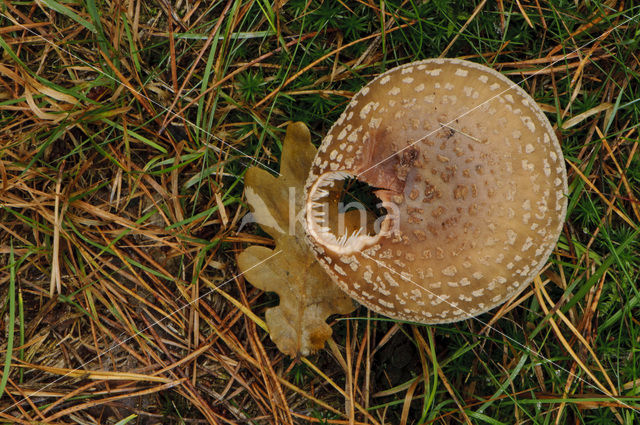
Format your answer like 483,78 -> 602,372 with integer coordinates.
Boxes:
237,122 -> 355,357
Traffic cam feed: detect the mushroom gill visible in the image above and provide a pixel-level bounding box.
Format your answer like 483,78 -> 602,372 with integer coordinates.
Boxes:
303,58 -> 568,324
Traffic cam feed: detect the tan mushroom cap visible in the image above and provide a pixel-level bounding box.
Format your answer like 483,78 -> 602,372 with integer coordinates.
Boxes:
303,58 -> 568,324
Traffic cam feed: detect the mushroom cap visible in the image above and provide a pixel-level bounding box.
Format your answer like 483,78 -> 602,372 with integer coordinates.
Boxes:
304,58 -> 568,324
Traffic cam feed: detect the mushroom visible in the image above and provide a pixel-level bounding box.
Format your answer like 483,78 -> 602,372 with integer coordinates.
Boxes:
303,58 -> 568,324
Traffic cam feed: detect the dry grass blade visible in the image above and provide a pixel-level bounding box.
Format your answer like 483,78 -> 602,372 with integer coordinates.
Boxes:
49,161 -> 64,296
567,160 -> 638,230
598,127 -> 640,222
45,380 -> 186,421
562,103 -> 613,129
419,329 -> 473,425
254,25 -> 408,108
533,277 -> 614,397
439,0 -> 488,57
1,1 -> 639,423
14,363 -> 175,383
534,277 -> 617,395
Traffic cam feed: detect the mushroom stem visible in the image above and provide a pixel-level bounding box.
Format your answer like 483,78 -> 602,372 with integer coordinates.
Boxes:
305,171 -> 398,255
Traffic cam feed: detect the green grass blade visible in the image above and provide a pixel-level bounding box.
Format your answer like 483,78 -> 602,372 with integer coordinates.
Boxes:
85,0 -> 111,55
114,414 -> 138,425
40,0 -> 97,33
0,244 -> 16,399
18,288 -> 24,384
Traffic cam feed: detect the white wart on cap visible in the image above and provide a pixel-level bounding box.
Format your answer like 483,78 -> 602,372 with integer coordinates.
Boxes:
304,58 -> 568,324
